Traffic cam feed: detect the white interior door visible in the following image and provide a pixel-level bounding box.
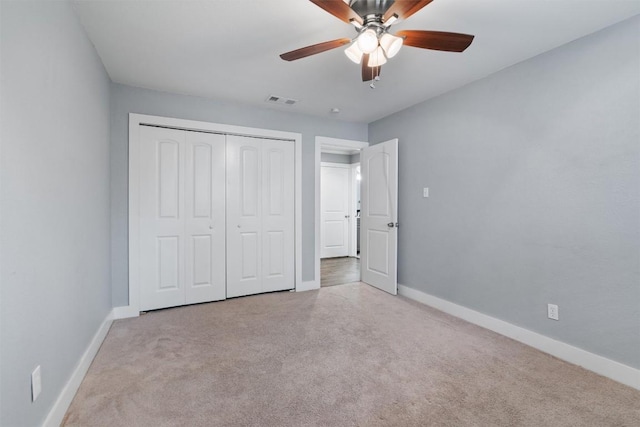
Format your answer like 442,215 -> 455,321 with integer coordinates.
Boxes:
360,139 -> 398,295
184,131 -> 226,304
139,126 -> 226,311
262,139 -> 295,293
321,163 -> 351,258
139,126 -> 186,310
226,135 -> 294,298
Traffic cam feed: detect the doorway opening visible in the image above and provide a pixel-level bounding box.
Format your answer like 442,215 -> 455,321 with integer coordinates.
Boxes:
315,137 -> 368,288
321,256 -> 360,287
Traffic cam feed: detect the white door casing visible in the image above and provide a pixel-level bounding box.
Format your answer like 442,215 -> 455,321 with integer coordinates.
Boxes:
226,135 -> 295,298
351,162 -> 360,258
129,114 -> 302,316
138,126 -> 226,311
314,137 -> 368,290
320,163 -> 351,258
360,139 -> 398,295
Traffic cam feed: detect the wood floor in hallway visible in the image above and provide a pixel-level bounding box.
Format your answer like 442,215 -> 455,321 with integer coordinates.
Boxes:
321,256 -> 360,287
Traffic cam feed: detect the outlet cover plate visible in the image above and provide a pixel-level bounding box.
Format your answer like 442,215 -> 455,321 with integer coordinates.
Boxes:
547,304 -> 559,321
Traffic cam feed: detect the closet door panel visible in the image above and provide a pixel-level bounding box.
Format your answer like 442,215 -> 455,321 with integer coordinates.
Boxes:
184,131 -> 226,304
139,126 -> 186,311
241,147 -> 260,217
262,141 -> 295,292
227,136 -> 262,298
240,232 -> 259,279
265,231 -> 284,277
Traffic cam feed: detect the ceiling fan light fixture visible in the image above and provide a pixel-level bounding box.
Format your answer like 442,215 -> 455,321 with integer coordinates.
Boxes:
380,33 -> 403,58
367,46 -> 387,67
278,0 -> 475,83
356,29 -> 378,54
344,42 -> 364,64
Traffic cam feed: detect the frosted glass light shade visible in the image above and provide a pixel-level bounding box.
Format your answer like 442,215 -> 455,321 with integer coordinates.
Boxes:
380,33 -> 403,58
357,29 -> 378,54
344,43 -> 363,64
367,46 -> 387,67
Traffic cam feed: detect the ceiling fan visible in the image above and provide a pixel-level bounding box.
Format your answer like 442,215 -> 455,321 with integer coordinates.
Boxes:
280,0 -> 475,83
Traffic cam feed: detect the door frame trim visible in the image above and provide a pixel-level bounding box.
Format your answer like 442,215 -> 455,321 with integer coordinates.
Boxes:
127,113 -> 303,316
314,136 -> 369,290
350,162 -> 360,258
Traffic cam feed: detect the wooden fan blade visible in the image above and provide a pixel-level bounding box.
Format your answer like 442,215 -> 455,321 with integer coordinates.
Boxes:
361,54 -> 381,82
310,0 -> 363,25
384,0 -> 434,22
396,30 -> 474,52
280,38 -> 351,61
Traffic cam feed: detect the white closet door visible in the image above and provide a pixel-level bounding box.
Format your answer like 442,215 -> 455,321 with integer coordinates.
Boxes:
139,126 -> 186,311
261,139 -> 295,293
139,126 -> 226,311
226,136 -> 262,297
184,131 -> 226,304
226,135 -> 294,298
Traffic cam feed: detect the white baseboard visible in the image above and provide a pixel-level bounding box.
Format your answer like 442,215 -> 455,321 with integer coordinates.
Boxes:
43,309 -> 114,427
297,280 -> 320,292
398,284 -> 640,391
112,305 -> 140,319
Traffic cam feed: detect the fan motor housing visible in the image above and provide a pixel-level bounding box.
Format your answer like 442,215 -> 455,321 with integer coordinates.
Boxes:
349,0 -> 394,18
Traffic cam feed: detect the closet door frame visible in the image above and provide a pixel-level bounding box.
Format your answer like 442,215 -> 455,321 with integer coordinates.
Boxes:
126,113 -> 302,318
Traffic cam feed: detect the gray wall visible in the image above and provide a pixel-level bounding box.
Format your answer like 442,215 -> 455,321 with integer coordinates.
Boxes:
321,153 -> 352,164
320,153 -> 361,164
0,1 -> 112,425
369,16 -> 640,369
111,84 -> 367,306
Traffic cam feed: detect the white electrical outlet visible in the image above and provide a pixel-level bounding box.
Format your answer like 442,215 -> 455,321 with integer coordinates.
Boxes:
547,304 -> 559,321
31,365 -> 42,402
423,187 -> 429,198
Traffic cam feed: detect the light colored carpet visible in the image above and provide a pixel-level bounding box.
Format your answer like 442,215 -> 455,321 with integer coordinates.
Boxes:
64,283 -> 640,427
321,256 -> 361,287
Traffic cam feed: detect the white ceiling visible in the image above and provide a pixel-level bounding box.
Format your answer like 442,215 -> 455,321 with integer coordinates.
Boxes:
73,0 -> 640,123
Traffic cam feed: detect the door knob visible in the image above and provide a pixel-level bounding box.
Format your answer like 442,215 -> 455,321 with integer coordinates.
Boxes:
345,215 -> 350,218
387,222 -> 395,228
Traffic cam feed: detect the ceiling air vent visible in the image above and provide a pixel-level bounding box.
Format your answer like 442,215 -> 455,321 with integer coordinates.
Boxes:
266,95 -> 298,106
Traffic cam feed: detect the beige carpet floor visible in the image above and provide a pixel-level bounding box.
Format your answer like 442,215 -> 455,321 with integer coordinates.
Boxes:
64,283 -> 640,427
